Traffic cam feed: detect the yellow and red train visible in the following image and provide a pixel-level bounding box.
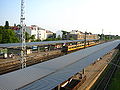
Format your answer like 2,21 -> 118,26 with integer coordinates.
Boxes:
62,41 -> 99,52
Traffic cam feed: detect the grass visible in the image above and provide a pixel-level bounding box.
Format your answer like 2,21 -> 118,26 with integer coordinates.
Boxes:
91,49 -> 120,90
108,61 -> 120,90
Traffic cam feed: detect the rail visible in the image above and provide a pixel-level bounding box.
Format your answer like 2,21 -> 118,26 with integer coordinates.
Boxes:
92,48 -> 120,90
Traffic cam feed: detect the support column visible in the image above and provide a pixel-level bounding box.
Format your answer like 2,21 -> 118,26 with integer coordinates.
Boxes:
58,84 -> 61,90
82,68 -> 85,74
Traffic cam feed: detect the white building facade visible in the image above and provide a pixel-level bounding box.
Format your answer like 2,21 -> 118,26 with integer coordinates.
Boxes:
26,25 -> 47,41
56,30 -> 63,38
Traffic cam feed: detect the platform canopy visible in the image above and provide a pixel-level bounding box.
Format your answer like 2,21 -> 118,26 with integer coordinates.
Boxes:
0,40 -> 119,90
0,39 -> 96,48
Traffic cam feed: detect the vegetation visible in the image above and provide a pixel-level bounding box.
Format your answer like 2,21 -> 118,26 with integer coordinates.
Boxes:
4,21 -> 9,29
69,37 -> 75,40
43,38 -> 62,41
43,34 -> 62,41
25,32 -> 36,42
57,35 -> 62,40
30,35 -> 35,41
25,32 -> 30,41
0,21 -> 36,43
0,26 -> 4,29
108,51 -> 120,90
91,49 -> 120,90
1,21 -> 120,43
109,67 -> 120,90
62,30 -> 69,40
0,21 -> 20,43
0,29 -> 20,43
98,34 -> 120,40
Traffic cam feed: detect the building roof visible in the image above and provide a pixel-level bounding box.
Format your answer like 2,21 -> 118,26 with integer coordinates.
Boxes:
70,30 -> 83,35
46,30 -> 53,33
0,39 -> 96,48
0,40 -> 119,90
38,27 -> 45,30
31,25 -> 38,27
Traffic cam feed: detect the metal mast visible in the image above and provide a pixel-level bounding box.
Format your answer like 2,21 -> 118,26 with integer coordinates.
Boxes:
102,29 -> 104,40
84,30 -> 87,49
20,0 -> 26,69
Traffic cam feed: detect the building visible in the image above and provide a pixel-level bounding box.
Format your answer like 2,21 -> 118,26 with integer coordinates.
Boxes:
56,30 -> 63,38
46,30 -> 54,38
26,25 -> 54,41
37,27 -> 47,41
69,30 -> 83,35
67,30 -> 99,40
26,25 -> 46,41
14,25 -> 54,41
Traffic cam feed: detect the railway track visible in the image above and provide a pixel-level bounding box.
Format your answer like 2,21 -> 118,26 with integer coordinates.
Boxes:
0,45 -> 85,75
92,48 -> 120,90
0,50 -> 64,75
104,58 -> 120,90
0,41 -> 107,75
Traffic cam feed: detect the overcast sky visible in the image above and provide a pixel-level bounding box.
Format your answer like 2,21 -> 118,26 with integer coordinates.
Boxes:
0,0 -> 120,35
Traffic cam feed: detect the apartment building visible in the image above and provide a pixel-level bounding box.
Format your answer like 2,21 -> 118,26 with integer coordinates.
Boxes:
67,30 -> 99,40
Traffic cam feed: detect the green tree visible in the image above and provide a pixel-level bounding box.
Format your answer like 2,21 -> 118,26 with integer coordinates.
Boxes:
0,34 -> 2,43
62,30 -> 68,35
4,21 -> 9,29
52,33 -> 56,38
14,23 -> 16,27
30,35 -> 35,39
62,30 -> 69,40
25,32 -> 30,41
57,35 -> 62,40
44,38 -> 53,41
69,37 -> 75,40
0,29 -> 19,43
35,39 -> 41,42
0,26 -> 4,29
30,35 -> 35,42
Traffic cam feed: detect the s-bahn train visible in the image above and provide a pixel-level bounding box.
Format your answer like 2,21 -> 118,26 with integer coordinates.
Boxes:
61,41 -> 99,53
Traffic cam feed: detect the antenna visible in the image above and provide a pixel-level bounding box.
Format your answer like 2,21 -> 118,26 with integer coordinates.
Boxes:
20,0 -> 26,69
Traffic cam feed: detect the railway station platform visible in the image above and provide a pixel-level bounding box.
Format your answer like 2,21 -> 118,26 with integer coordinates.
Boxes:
0,40 -> 119,90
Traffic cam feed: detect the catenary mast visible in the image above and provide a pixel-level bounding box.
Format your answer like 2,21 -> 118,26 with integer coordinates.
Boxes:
20,0 -> 26,69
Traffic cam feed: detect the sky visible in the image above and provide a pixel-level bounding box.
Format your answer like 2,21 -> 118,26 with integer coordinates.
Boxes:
0,0 -> 120,35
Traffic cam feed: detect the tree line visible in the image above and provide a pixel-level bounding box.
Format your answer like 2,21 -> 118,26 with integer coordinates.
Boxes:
1,21 -> 120,43
0,21 -> 19,43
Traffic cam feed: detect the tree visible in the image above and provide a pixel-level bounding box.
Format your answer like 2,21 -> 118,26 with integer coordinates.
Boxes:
30,35 -> 35,39
57,35 -> 62,40
4,21 -> 9,29
0,29 -> 19,43
44,38 -> 53,41
69,37 -> 75,40
0,26 -> 4,29
25,32 -> 30,41
62,30 -> 69,40
14,23 -> 16,27
52,33 -> 56,38
30,35 -> 35,42
0,34 -> 2,43
62,30 -> 68,35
